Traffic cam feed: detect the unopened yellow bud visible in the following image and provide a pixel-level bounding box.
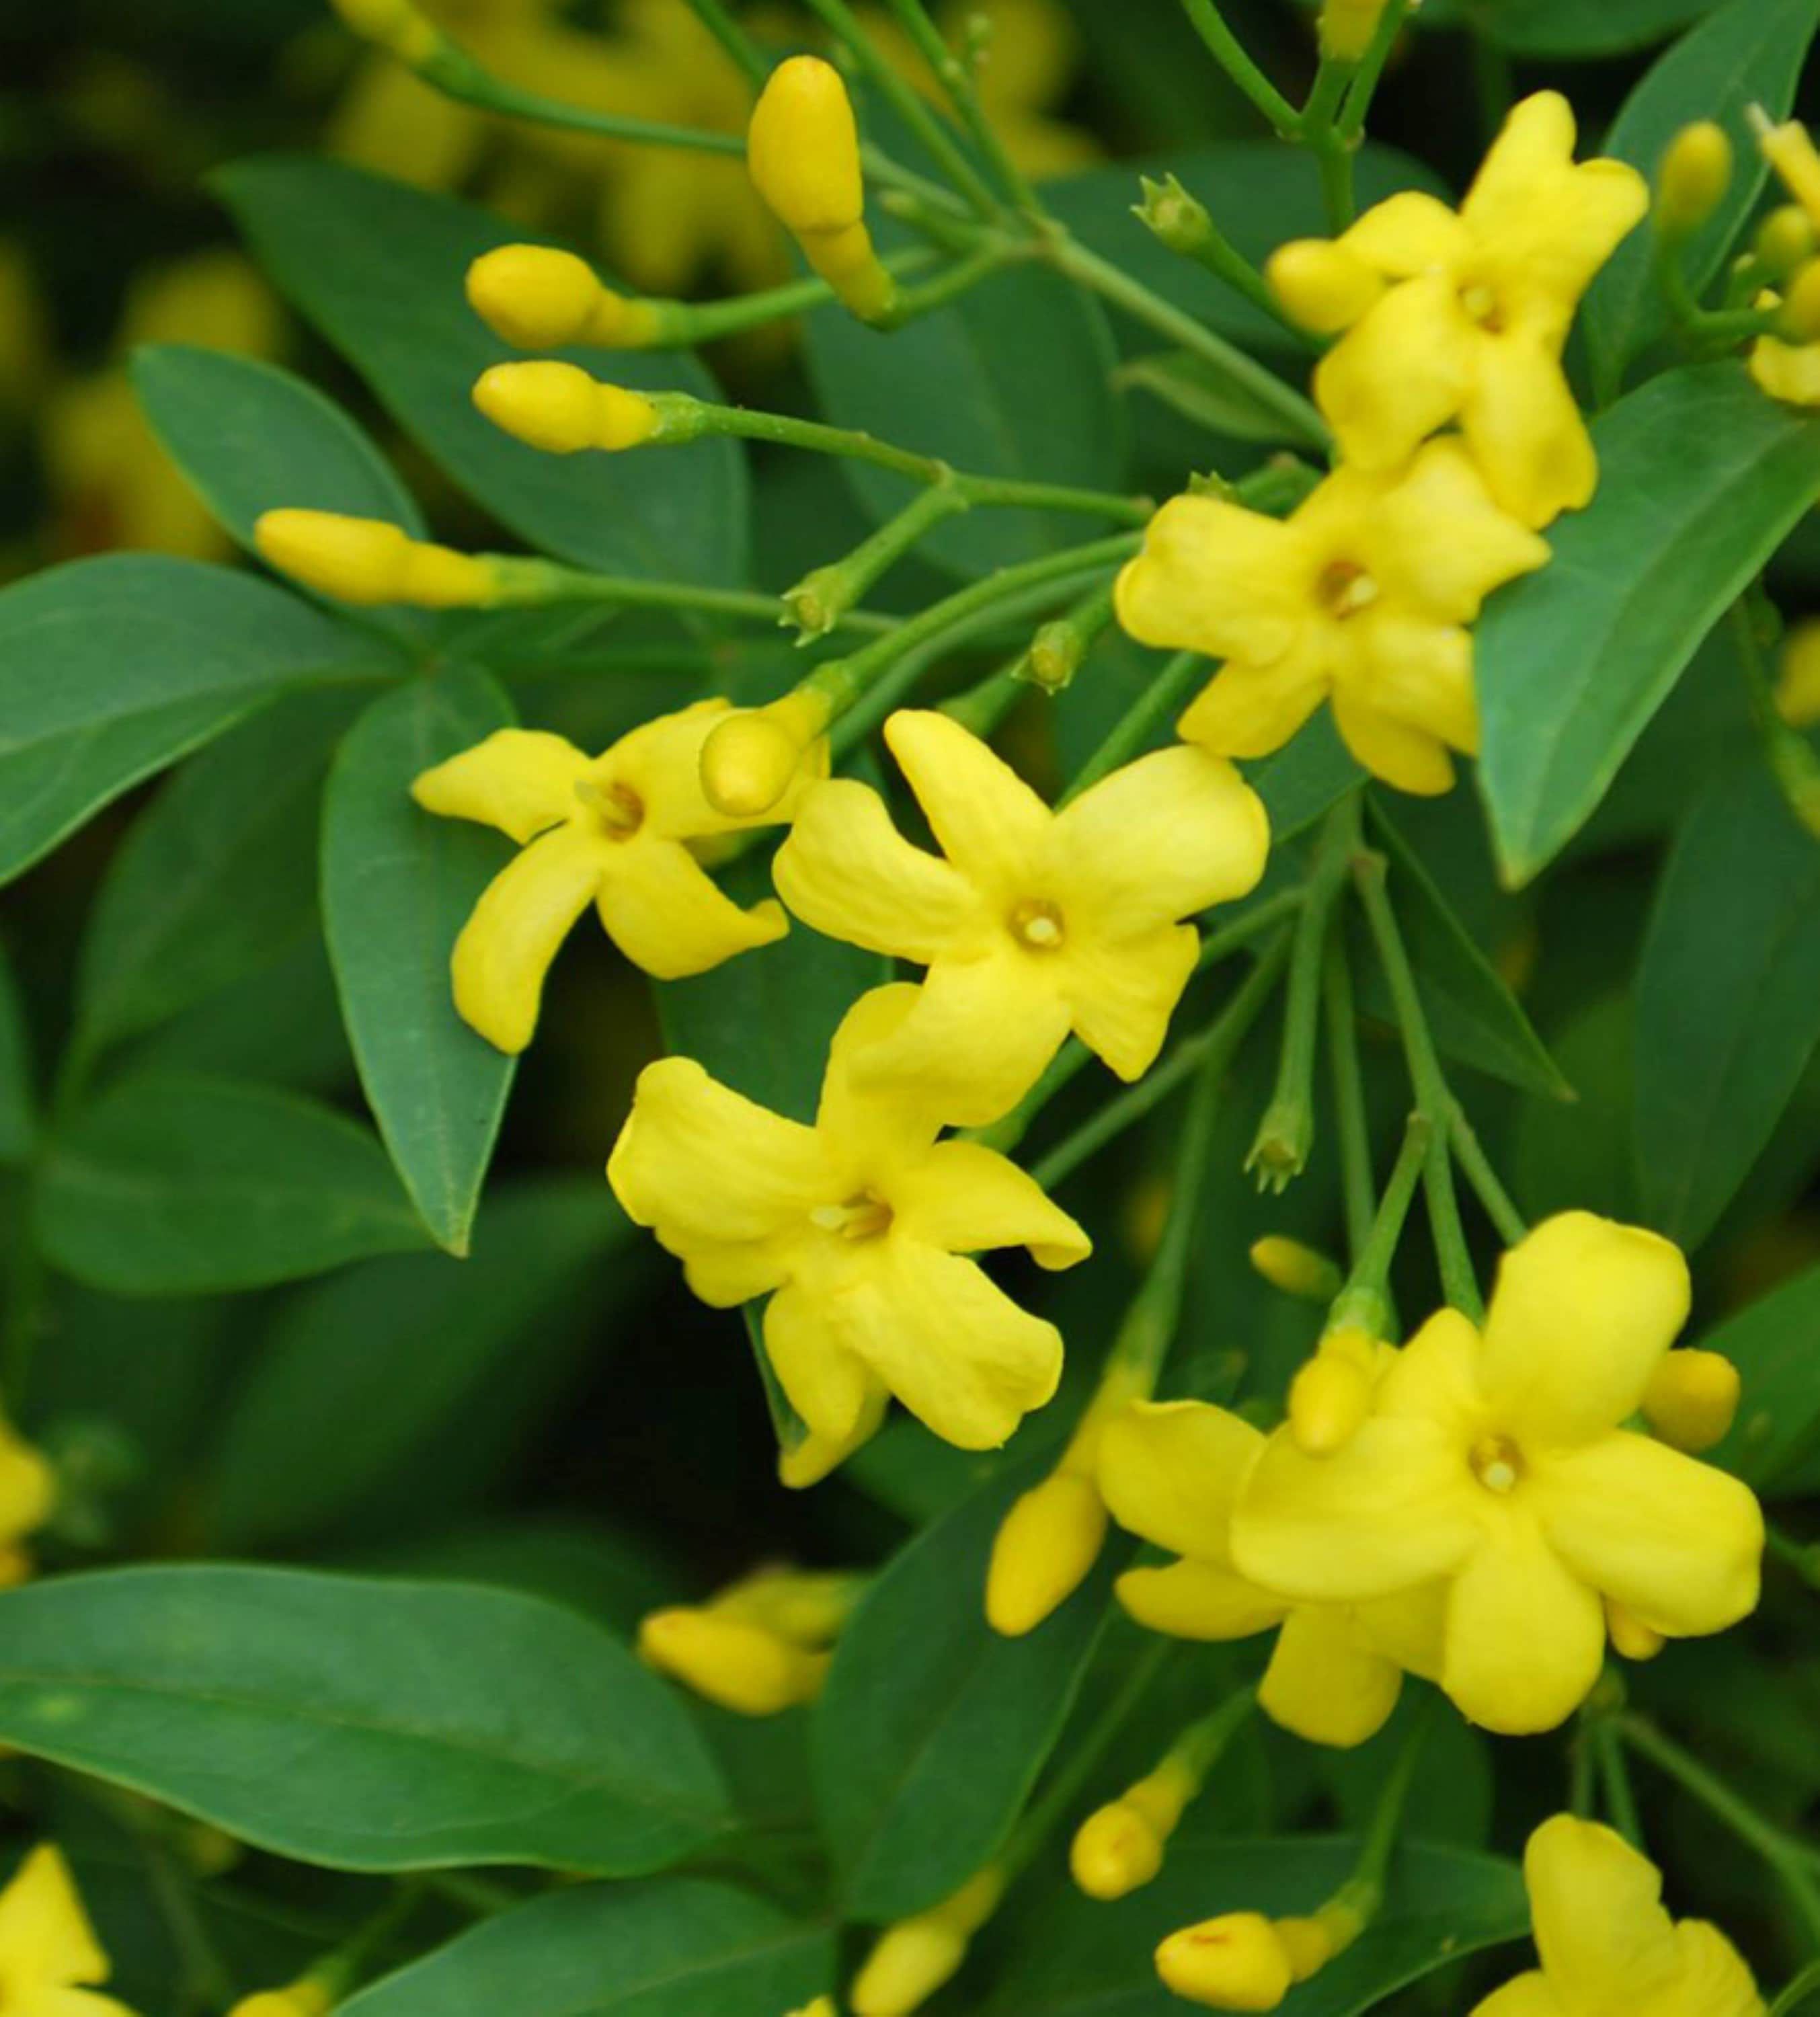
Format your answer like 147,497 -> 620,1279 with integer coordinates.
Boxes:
466,246 -> 664,352
1755,109 -> 1820,228
473,361 -> 662,454
1266,239 -> 1384,334
699,690 -> 833,818
1318,0 -> 1390,61
1154,1913 -> 1293,2010
711,1568 -> 859,1646
986,1470 -> 1107,1637
254,510 -> 495,608
1642,1348 -> 1742,1454
636,1606 -> 829,1715
851,1870 -> 1004,2017
1778,621 -> 1820,729
329,0 -> 439,61
229,1981 -> 334,2017
1606,1598 -> 1666,1662
786,2002 -> 838,2017
1248,1236 -> 1343,1302
1288,1352 -> 1373,1457
1071,1798 -> 1164,1899
1271,1917 -> 1331,1981
1757,206 -> 1817,280
1657,122 -> 1733,235
1779,260 -> 1820,341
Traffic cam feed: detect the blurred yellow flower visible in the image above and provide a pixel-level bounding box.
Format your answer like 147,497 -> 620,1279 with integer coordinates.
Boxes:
638,1565 -> 859,1714
228,1981 -> 333,2017
0,1844 -> 134,2016
608,984 -> 1090,1454
1777,619 -> 1820,728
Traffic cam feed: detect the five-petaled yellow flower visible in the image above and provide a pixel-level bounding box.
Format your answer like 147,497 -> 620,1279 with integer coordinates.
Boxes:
1117,441 -> 1549,796
608,984 -> 1090,1455
773,710 -> 1270,1126
1472,1815 -> 1762,2016
1100,1399 -> 1443,1748
413,700 -> 820,1054
1267,91 -> 1648,530
1230,1213 -> 1764,1735
0,1844 -> 134,2016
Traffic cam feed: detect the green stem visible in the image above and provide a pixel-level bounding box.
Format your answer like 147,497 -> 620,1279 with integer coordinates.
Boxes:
882,0 -> 1047,216
1333,1113 -> 1429,1334
1324,938 -> 1375,1264
1336,0 -> 1413,141
1569,1723 -> 1597,1819
1299,58 -> 1359,232
647,248 -> 941,345
1731,596 -> 1820,842
1768,1524 -> 1820,1587
1596,1722 -> 1644,1850
1770,1959 -> 1820,2016
681,0 -> 770,87
496,559 -> 896,636
1450,1106 -> 1527,1247
418,42 -> 748,154
786,485 -> 971,639
1134,180 -> 1314,342
1178,0 -> 1299,130
1345,1690 -> 1438,1907
1059,651 -> 1207,803
424,1871 -> 524,1916
141,1829 -> 235,2014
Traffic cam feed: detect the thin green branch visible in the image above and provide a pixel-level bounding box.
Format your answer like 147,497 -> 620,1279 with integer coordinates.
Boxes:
1178,0 -> 1299,130
1324,938 -> 1375,1264
881,0 -> 1047,216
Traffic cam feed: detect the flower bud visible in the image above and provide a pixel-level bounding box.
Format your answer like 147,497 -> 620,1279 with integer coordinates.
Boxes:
1779,260 -> 1820,342
1642,1348 -> 1741,1454
636,1606 -> 829,1715
786,2002 -> 838,2017
1135,175 -> 1214,258
711,1568 -> 860,1646
986,1470 -> 1107,1637
466,246 -> 664,352
472,361 -> 662,454
1317,0 -> 1390,61
1267,239 -> 1384,335
254,510 -> 494,608
1248,1236 -> 1343,1302
1777,620 -> 1820,729
850,1870 -> 1004,2017
1757,205 -> 1817,280
229,1981 -> 334,2017
1288,1350 -> 1373,1457
699,691 -> 832,818
1755,109 -> 1820,228
1606,1598 -> 1665,1662
1656,122 -> 1733,237
1154,1913 -> 1294,2010
1021,612 -> 1092,694
1071,1799 -> 1165,1899
329,0 -> 440,61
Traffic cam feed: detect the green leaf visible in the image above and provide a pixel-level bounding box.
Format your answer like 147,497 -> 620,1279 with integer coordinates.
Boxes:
0,555 -> 379,887
322,668 -> 518,1257
1244,713 -> 1363,844
1634,761 -> 1820,1247
805,255 -> 1125,577
975,1834 -> 1526,2015
1583,0 -> 1820,396
75,689 -> 362,1056
0,1565 -> 727,1873
1472,0 -> 1726,55
0,938 -> 34,1163
1476,364 -> 1820,884
1704,1261 -> 1820,1490
340,1880 -> 830,2017
209,1177 -> 629,1549
1115,349 -> 1316,444
34,1072 -> 430,1294
813,1466 -> 1114,1922
216,157 -> 747,587
1511,994 -> 1639,1226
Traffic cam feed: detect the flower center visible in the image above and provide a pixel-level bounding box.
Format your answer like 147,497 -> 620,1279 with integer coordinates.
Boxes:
808,1191 -> 894,1242
1470,1433 -> 1525,1495
1316,560 -> 1380,620
1460,280 -> 1505,332
1008,898 -> 1066,951
575,777 -> 645,840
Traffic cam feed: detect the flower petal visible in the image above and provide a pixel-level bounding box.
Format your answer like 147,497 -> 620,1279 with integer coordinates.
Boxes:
1536,1431 -> 1762,1638
1314,274 -> 1474,474
883,710 -> 1050,898
1479,1211 -> 1690,1447
1259,1606 -> 1403,1749
1752,333 -> 1820,409
1665,1922 -> 1764,2017
1441,1519 -> 1605,1733
1331,688 -> 1458,795
1176,654 -> 1329,760
1358,617 -> 1479,756
1370,438 -> 1553,619
1099,1399 -> 1265,1558
450,824 -> 605,1053
764,1279 -> 877,1446
1232,1419 -> 1480,1601
1380,1308 -> 1488,1437
816,983 -> 950,1164
411,728 -> 590,844
677,1236 -> 790,1310
0,1846 -> 110,1988
1341,190 -> 1472,276
887,1140 -> 1090,1271
1468,1972 -> 1565,2017
596,837 -> 787,981
1050,743 -> 1271,935
1116,1558 -> 1288,1640
603,697 -> 746,838
1357,1582 -> 1449,1682
772,777 -> 984,962
1522,1814 -> 1679,2004
1116,495 -> 1308,666
1463,336 -> 1599,530
1462,91 -> 1580,239
1062,924 -> 1199,1083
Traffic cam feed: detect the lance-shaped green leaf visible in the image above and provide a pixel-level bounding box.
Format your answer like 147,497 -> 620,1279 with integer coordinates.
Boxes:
0,1567 -> 727,1874
1635,760 -> 1820,1247
1447,0 -> 1723,55
1704,1261 -> 1820,1491
323,669 -> 518,1257
1475,363 -> 1820,885
813,1466 -> 1115,1922
339,1880 -> 832,2017
34,1072 -> 430,1294
1583,0 -> 1820,398
0,555 -> 380,887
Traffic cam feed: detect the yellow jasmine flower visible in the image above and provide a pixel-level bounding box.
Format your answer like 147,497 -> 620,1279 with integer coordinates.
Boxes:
1267,92 -> 1647,528
608,985 -> 1090,1454
1117,441 -> 1549,795
0,1844 -> 134,2016
1749,298 -> 1820,409
1231,1213 -> 1764,1735
1471,1814 -> 1762,2016
228,1981 -> 333,2017
412,700 -> 815,1053
773,711 -> 1270,1126
1099,1400 -> 1444,1749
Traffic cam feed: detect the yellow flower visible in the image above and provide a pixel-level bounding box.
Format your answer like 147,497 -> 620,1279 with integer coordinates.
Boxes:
0,1844 -> 134,2016
1777,619 -> 1820,728
1099,1400 -> 1444,1749
412,701 -> 814,1053
1470,1815 -> 1762,2016
1117,441 -> 1549,795
773,711 -> 1270,1126
1231,1213 -> 1764,1735
1267,92 -> 1647,529
637,1565 -> 859,1715
1749,299 -> 1820,410
608,984 -> 1090,1454
228,1982 -> 333,2017
0,1414 -> 53,1563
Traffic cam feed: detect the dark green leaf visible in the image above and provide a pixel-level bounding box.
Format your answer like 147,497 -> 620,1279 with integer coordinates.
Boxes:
814,1466 -> 1115,1922
1702,1261 -> 1820,1489
1422,0 -> 1725,54
322,668 -> 518,1257
0,555 -> 377,887
34,1072 -> 429,1294
340,1880 -> 830,2017
0,1566 -> 727,1873
1245,713 -> 1363,844
1511,995 -> 1638,1225
0,939 -> 34,1163
1583,0 -> 1820,396
1636,761 -> 1820,1247
1115,348 -> 1313,444
1476,364 -> 1820,884
216,157 -> 747,587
